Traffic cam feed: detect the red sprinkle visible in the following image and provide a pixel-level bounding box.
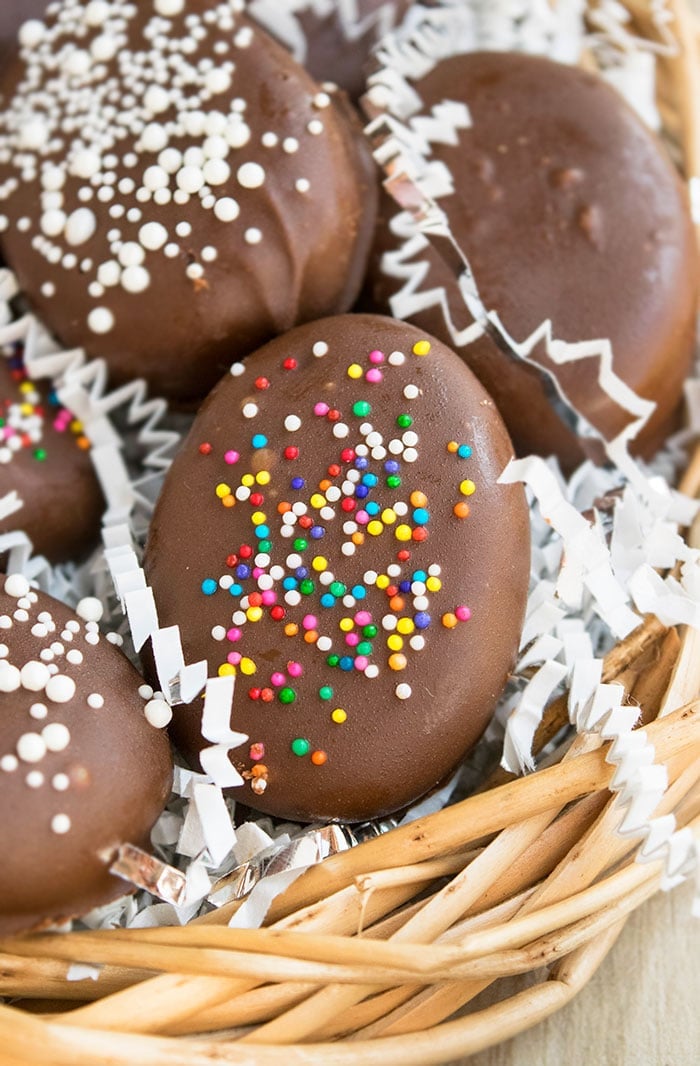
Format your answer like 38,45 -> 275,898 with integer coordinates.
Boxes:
239,544 -> 253,559
226,553 -> 238,567
254,376 -> 270,390
260,687 -> 274,703
397,550 -> 411,562
248,592 -> 263,608
250,492 -> 264,506
298,515 -> 313,530
327,463 -> 341,477
340,448 -> 355,463
327,408 -> 341,422
283,358 -> 297,370
198,442 -> 212,455
412,527 -> 428,542
284,445 -> 299,460
341,499 -> 355,512
270,605 -> 286,621
248,687 -> 261,701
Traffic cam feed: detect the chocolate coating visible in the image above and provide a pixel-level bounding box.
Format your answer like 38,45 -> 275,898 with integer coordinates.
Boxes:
145,314 -> 529,823
0,1 -> 48,69
248,0 -> 413,101
0,2 -> 377,404
0,351 -> 104,564
0,580 -> 173,935
366,52 -> 699,471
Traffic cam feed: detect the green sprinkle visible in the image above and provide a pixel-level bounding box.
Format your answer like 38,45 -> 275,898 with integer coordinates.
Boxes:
326,654 -> 340,668
357,641 -> 372,656
362,625 -> 378,638
397,414 -> 412,428
257,539 -> 271,553
352,400 -> 371,417
293,538 -> 308,552
329,581 -> 346,597
300,579 -> 315,595
291,737 -> 310,757
279,687 -> 296,704
33,448 -> 47,462
319,685 -> 333,700
386,475 -> 401,489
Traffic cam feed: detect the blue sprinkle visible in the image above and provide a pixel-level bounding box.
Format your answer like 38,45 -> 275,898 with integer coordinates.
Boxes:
291,476 -> 305,490
228,583 -> 243,597
414,612 -> 431,629
252,433 -> 268,449
255,525 -> 270,538
458,444 -> 472,459
295,567 -> 308,580
362,473 -> 378,487
339,656 -> 354,672
320,593 -> 335,608
412,570 -> 427,583
310,526 -> 325,539
354,457 -> 369,470
236,564 -> 250,580
283,577 -> 298,590
384,459 -> 400,474
365,501 -> 380,516
355,484 -> 369,500
351,585 -> 366,600
399,580 -> 411,594
201,578 -> 217,596
413,508 -> 430,525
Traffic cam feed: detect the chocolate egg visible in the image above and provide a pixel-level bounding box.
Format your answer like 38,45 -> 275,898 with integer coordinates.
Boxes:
0,578 -> 173,935
144,314 -> 529,823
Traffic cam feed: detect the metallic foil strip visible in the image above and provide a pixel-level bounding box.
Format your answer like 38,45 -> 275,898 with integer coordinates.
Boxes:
108,842 -> 188,906
208,818 -> 399,907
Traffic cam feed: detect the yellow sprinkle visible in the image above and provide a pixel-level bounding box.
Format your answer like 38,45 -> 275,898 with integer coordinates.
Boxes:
376,574 -> 390,589
246,606 -> 263,623
242,473 -> 255,487
218,663 -> 236,677
387,634 -> 403,651
70,419 -> 83,432
388,652 -> 407,671
339,617 -> 354,633
381,508 -> 397,525
426,576 -> 442,592
19,382 -> 33,394
331,708 -> 347,724
412,340 -> 431,356
255,470 -> 271,485
447,441 -> 459,453
395,524 -> 412,542
20,402 -> 34,416
251,511 -> 266,526
346,363 -> 363,379
284,623 -> 299,637
240,657 -> 257,675
460,479 -> 476,497
215,482 -> 231,498
310,493 -> 326,509
397,618 -> 415,635
367,520 -> 384,536
312,555 -> 328,572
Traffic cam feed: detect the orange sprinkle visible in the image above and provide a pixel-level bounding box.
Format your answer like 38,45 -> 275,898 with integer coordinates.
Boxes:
76,436 -> 91,450
311,750 -> 327,766
453,502 -> 470,519
388,653 -> 407,671
251,764 -> 268,777
284,623 -> 299,637
442,612 -> 458,629
412,527 -> 428,542
389,595 -> 404,612
319,478 -> 332,491
410,490 -> 428,508
447,441 -> 459,453
351,532 -> 365,546
222,495 -> 235,508
277,501 -> 292,514
304,629 -> 318,644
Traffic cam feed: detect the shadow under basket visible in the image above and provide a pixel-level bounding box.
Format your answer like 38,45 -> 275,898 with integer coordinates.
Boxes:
1,1 -> 700,1063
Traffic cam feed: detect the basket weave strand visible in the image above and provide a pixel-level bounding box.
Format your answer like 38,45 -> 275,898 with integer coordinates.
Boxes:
1,1 -> 699,1062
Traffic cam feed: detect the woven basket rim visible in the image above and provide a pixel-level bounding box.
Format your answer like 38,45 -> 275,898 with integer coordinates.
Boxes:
1,2 -> 699,1064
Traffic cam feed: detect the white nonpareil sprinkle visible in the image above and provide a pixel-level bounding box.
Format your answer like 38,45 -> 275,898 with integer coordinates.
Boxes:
20,661 -> 50,692
145,698 -> 173,728
4,574 -> 30,599
51,814 -> 71,835
42,723 -> 71,752
17,733 -> 47,763
87,693 -> 104,709
76,597 -> 104,623
45,675 -> 77,704
0,661 -> 21,692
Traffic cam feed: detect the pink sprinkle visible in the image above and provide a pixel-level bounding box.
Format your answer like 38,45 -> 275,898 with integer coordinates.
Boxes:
252,567 -> 264,579
224,450 -> 239,464
250,742 -> 265,761
271,671 -> 286,687
302,614 -> 317,631
227,651 -> 242,665
287,661 -> 303,678
345,632 -> 359,648
3,427 -> 14,439
365,368 -> 383,384
356,510 -> 369,525
261,590 -> 276,606
314,402 -> 329,416
354,656 -> 369,671
354,611 -> 372,626
369,349 -> 384,364
455,606 -> 472,622
52,418 -> 66,432
226,627 -> 242,642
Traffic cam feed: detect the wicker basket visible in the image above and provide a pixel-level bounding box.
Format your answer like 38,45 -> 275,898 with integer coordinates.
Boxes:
1,2 -> 699,1063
